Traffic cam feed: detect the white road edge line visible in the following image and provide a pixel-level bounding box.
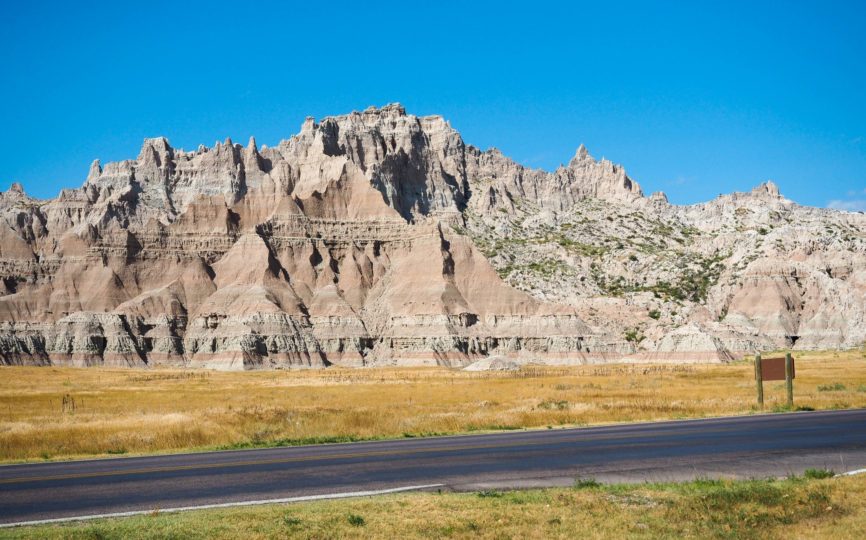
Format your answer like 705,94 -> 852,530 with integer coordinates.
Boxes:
0,484 -> 445,529
836,468 -> 866,477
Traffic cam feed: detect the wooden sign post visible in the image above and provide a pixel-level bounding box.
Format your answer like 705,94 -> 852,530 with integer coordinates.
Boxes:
755,353 -> 795,408
755,353 -> 764,408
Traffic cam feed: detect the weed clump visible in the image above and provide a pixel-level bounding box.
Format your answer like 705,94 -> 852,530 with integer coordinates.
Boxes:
347,514 -> 365,527
574,477 -> 601,489
537,399 -> 569,410
803,468 -> 834,479
281,514 -> 301,527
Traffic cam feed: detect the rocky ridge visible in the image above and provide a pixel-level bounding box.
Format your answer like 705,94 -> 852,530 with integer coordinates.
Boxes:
1,103 -> 864,369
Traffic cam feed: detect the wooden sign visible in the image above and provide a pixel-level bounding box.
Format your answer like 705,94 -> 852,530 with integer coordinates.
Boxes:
758,357 -> 795,381
754,353 -> 795,408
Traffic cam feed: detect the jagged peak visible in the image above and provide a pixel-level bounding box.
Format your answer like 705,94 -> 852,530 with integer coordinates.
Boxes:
650,191 -> 669,203
87,159 -> 102,182
751,180 -> 781,198
367,102 -> 406,116
140,136 -> 172,151
567,144 -> 596,168
247,136 -> 258,153
576,144 -> 590,160
1,182 -> 34,204
137,137 -> 173,163
301,116 -> 316,132
317,103 -> 409,126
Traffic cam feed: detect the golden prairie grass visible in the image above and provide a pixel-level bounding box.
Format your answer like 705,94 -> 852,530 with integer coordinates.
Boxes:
4,474 -> 865,539
0,349 -> 864,462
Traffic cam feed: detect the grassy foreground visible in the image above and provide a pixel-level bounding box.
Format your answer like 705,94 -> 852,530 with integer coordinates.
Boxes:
1,349 -> 864,462
2,474 -> 864,539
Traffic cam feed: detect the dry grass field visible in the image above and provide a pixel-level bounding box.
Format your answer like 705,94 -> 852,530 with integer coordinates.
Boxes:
1,349 -> 864,462
3,473 -> 864,539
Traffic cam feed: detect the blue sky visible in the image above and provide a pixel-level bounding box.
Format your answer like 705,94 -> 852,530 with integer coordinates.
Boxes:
2,1 -> 865,209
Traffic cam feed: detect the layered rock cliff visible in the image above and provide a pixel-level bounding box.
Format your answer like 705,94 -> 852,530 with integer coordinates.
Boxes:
1,104 -> 863,368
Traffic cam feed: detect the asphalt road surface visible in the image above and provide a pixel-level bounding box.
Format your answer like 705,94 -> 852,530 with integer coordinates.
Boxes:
1,409 -> 865,525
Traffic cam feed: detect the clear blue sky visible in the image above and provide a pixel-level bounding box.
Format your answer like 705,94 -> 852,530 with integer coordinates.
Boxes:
2,1 -> 865,209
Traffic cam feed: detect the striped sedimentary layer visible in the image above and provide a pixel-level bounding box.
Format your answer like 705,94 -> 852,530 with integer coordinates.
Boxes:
3,104 -> 860,368
0,198 -> 616,368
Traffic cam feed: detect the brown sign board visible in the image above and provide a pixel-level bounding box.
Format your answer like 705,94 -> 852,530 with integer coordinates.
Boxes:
758,357 -> 794,381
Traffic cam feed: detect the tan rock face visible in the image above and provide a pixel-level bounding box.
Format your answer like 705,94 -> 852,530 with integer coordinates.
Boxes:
1,104 -> 864,369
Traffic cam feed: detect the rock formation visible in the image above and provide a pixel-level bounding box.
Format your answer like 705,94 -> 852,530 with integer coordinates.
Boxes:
1,104 -> 864,368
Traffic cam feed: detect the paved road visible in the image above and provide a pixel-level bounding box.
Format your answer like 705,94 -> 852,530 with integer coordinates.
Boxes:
1,409 -> 865,525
